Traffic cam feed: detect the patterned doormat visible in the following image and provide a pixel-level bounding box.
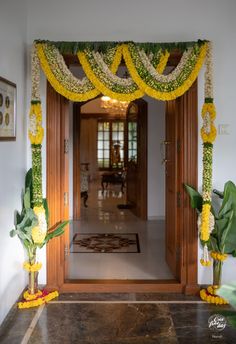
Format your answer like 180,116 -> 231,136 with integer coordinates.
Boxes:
70,233 -> 140,253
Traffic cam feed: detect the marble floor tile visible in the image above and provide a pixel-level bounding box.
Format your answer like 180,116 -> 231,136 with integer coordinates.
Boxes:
67,181 -> 173,280
28,303 -> 177,344
1,301 -> 236,343
0,305 -> 38,344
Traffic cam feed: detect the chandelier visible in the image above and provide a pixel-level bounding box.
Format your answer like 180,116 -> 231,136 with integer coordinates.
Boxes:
100,96 -> 129,115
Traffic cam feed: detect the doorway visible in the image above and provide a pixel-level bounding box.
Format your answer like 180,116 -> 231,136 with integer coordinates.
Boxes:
46,80 -> 198,294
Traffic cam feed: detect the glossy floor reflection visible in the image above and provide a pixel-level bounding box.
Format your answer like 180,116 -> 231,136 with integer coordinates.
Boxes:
67,181 -> 173,280
1,295 -> 236,344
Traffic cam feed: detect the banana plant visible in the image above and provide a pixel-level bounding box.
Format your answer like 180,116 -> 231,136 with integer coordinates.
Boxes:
184,181 -> 236,285
10,169 -> 69,252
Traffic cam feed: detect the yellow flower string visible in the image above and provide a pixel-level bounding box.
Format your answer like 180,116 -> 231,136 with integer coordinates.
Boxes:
200,258 -> 211,267
18,290 -> 59,309
28,103 -> 44,145
156,50 -> 170,74
201,103 -> 217,143
200,204 -> 211,241
37,44 -> 100,102
123,43 -> 207,101
23,290 -> 42,301
200,286 -> 228,305
78,46 -> 144,102
23,262 -> 42,272
211,251 -> 228,261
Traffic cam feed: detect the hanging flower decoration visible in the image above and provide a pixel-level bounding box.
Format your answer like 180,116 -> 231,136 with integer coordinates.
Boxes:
199,42 -> 217,267
25,39 -> 220,307
122,42 -> 207,100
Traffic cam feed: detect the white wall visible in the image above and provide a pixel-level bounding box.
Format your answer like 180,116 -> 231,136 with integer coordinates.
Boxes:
146,97 -> 165,219
26,0 -> 236,285
0,0 -> 27,325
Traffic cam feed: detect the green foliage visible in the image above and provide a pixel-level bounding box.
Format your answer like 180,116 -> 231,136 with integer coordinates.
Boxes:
218,283 -> 236,328
11,169 -> 67,252
39,220 -> 69,248
184,184 -> 203,212
184,181 -> 236,256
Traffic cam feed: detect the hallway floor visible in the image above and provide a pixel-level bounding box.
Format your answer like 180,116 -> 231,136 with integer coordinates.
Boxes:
67,181 -> 173,280
1,293 -> 236,344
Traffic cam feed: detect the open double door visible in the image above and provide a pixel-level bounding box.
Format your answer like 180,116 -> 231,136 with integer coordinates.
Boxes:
46,81 -> 198,293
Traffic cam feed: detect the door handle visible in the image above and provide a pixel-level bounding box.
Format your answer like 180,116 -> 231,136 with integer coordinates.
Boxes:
162,158 -> 170,165
160,141 -> 171,165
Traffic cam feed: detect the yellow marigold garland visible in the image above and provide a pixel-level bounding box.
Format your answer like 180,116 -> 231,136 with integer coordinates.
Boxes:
200,286 -> 228,305
201,103 -> 217,143
28,103 -> 44,145
200,258 -> 211,267
156,50 -> 170,74
123,43 -> 207,101
37,43 -> 100,102
31,205 -> 47,244
18,290 -> 59,309
23,290 -> 43,301
211,251 -> 228,261
78,46 -> 144,102
200,203 -> 211,241
23,262 -> 42,272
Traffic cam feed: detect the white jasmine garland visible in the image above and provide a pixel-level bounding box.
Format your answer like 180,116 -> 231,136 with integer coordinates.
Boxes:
138,47 -> 194,83
203,112 -> 211,134
31,44 -> 41,101
198,211 -> 215,233
43,44 -> 96,93
29,115 -> 37,136
204,42 -> 213,99
92,51 -> 135,87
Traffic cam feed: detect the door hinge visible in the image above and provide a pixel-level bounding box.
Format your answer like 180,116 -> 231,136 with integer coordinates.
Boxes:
64,244 -> 69,257
177,140 -> 181,153
64,192 -> 69,206
64,139 -> 69,154
177,191 -> 181,207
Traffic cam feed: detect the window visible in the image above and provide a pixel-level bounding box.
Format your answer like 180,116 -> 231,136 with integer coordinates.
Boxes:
128,121 -> 137,162
97,120 -> 125,170
97,121 -> 110,169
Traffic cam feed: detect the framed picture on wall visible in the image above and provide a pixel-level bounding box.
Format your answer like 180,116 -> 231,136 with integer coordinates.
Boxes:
0,76 -> 16,141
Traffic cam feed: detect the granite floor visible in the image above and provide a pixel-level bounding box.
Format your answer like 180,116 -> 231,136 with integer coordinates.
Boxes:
1,293 -> 236,344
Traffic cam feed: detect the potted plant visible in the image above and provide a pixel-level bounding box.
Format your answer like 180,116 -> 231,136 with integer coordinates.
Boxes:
185,181 -> 236,304
10,169 -> 68,308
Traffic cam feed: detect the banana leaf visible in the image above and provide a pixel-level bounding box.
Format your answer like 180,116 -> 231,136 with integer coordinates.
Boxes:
217,181 -> 236,254
43,198 -> 49,226
184,184 -> 202,212
11,208 -> 38,245
23,187 -> 31,210
39,220 -> 69,248
25,168 -> 33,208
218,283 -> 236,309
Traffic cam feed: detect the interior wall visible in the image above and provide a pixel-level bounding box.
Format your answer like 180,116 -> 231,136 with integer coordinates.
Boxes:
145,97 -> 165,219
0,0 -> 27,325
26,0 -> 236,285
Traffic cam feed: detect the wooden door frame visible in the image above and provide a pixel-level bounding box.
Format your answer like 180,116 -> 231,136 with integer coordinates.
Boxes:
46,81 -> 198,294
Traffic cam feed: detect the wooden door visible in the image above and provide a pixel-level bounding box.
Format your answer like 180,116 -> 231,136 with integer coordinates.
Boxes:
165,99 -> 179,278
46,83 -> 70,288
165,81 -> 198,282
73,103 -> 81,220
126,99 -> 147,220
